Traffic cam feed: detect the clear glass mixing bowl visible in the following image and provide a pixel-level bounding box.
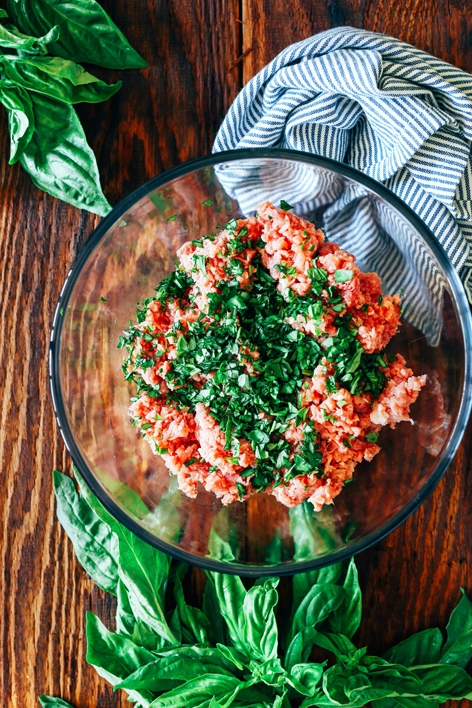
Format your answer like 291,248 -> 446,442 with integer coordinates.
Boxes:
49,149 -> 472,576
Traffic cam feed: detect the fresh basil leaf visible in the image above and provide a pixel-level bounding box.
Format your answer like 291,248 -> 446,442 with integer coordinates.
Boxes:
1,55 -> 121,104
0,21 -> 58,50
147,674 -> 244,708
285,628 -> 317,669
216,644 -> 249,670
155,645 -> 238,674
203,573 -> 228,645
373,698 -> 439,708
209,700 -> 222,708
114,523 -> 176,645
19,92 -> 111,215
287,663 -> 324,697
52,469 -> 118,595
212,573 -> 247,655
299,690 -> 344,708
326,558 -> 361,638
38,698 -> 76,707
286,627 -> 356,671
115,656 -> 211,693
0,79 -> 34,163
440,589 -> 472,667
6,0 -> 147,69
174,571 -> 211,643
243,579 -> 279,662
213,573 -> 279,663
357,664 -> 423,694
115,577 -> 136,638
248,657 -> 285,687
131,619 -> 163,652
383,628 -> 443,667
290,584 -> 345,643
312,630 -> 358,659
292,564 -> 344,621
86,612 -> 155,706
440,628 -> 472,667
410,663 -> 472,700
167,606 -> 183,644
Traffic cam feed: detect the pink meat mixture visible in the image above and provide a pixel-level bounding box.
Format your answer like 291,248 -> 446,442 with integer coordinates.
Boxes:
127,202 -> 426,509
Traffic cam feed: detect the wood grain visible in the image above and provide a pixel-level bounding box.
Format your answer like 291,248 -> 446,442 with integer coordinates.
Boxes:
1,0 -> 472,706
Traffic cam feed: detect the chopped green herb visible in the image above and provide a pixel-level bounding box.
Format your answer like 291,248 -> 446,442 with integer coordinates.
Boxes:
184,457 -> 198,466
166,214 -> 178,221
280,199 -> 293,211
236,482 -> 246,498
365,432 -> 379,443
334,269 -> 354,283
202,199 -> 213,206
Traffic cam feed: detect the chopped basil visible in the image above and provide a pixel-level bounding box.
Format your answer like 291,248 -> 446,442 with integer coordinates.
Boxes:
280,199 -> 293,211
334,269 -> 354,283
184,457 -> 198,466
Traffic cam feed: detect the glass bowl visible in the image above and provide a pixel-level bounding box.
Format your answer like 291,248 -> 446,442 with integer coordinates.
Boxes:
49,149 -> 472,576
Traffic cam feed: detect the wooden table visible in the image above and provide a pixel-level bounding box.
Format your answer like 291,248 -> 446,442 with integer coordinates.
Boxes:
1,1 -> 471,706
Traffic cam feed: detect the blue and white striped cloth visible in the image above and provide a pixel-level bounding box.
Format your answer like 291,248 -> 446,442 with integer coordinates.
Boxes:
213,27 -> 472,342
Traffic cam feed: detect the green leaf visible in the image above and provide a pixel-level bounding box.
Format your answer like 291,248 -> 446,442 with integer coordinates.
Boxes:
7,0 -> 147,69
19,92 -> 111,215
440,628 -> 472,667
114,523 -> 176,645
85,612 -> 155,706
243,579 -> 279,662
411,663 -> 472,699
1,55 -> 121,104
312,630 -> 358,659
0,79 -> 34,163
213,573 -> 279,663
212,573 -> 247,655
38,698 -> 76,708
326,558 -> 362,639
287,663 -> 324,697
115,577 -> 135,638
154,644 -> 238,674
440,589 -> 472,668
52,470 -> 118,595
383,628 -> 443,667
147,674 -> 244,708
290,584 -> 345,642
334,269 -> 354,283
203,573 -> 228,645
216,644 -> 249,670
114,656 -> 212,693
0,21 -> 59,50
174,571 -> 211,643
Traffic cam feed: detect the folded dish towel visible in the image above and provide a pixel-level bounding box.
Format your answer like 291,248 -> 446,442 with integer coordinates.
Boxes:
213,27 -> 472,336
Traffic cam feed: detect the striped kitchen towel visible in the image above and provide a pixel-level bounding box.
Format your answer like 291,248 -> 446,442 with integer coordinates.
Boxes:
213,26 -> 472,343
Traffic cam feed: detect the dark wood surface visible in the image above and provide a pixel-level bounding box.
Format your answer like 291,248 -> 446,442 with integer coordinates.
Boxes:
1,1 -> 471,706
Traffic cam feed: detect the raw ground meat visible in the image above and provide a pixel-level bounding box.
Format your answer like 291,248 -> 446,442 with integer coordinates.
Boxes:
123,202 -> 426,510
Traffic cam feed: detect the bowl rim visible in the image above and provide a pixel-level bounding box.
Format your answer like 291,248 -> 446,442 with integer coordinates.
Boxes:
49,147 -> 472,576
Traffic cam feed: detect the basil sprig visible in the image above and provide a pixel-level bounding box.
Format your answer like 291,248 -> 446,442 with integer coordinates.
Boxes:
0,1 -> 147,214
42,469 -> 472,708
